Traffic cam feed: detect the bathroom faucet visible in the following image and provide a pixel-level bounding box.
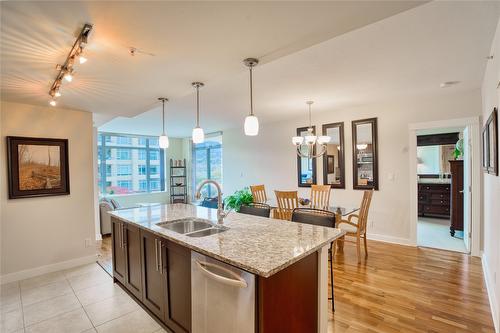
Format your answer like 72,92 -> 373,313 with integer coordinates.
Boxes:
195,180 -> 229,224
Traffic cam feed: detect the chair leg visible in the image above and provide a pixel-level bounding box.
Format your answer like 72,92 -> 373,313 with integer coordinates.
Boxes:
337,236 -> 345,253
332,240 -> 337,256
363,233 -> 368,257
356,237 -> 361,264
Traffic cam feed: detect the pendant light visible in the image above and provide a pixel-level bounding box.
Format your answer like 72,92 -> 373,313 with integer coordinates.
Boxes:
192,82 -> 205,144
243,58 -> 259,136
158,97 -> 169,149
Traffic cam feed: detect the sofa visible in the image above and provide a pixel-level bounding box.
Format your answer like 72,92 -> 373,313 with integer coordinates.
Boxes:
99,198 -> 139,235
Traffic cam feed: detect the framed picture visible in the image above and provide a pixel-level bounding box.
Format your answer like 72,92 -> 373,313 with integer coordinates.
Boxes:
482,108 -> 498,176
7,136 -> 70,199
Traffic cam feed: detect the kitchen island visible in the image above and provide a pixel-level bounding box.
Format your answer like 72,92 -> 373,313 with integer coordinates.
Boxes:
110,203 -> 344,333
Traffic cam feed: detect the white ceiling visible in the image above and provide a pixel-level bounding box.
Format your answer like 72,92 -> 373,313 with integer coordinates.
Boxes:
1,1 -> 499,138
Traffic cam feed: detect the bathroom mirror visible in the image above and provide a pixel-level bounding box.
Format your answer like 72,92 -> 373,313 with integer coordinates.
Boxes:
296,126 -> 317,187
352,118 -> 379,190
322,122 -> 345,188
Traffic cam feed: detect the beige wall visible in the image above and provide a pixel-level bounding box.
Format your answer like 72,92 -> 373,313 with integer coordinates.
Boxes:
223,90 -> 481,244
0,101 -> 96,282
481,18 -> 500,333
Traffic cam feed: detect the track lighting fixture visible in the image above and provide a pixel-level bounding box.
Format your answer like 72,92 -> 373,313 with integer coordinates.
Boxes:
48,23 -> 93,106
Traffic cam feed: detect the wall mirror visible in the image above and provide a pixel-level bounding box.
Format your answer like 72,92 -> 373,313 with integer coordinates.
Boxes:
352,118 -> 379,190
296,126 -> 317,187
322,122 -> 345,188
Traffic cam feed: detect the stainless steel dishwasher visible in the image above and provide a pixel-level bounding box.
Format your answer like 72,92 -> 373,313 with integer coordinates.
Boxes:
191,252 -> 255,333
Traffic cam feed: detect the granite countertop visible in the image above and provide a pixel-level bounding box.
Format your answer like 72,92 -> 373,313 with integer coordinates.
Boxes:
110,203 -> 345,278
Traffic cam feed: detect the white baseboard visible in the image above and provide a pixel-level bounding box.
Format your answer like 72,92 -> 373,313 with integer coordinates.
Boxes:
0,254 -> 97,285
482,253 -> 499,333
366,233 -> 414,246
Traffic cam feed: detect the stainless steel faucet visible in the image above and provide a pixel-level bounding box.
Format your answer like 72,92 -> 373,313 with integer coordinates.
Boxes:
195,180 -> 230,224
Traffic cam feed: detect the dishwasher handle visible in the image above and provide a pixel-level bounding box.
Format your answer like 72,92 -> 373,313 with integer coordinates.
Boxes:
195,260 -> 248,288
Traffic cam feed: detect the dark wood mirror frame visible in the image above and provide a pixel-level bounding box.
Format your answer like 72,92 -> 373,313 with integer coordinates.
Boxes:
296,126 -> 317,187
352,118 -> 379,190
322,122 -> 345,189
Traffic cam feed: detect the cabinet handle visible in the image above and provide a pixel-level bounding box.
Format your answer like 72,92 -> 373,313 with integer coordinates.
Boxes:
154,239 -> 159,272
122,224 -> 127,247
159,242 -> 164,275
119,224 -> 123,249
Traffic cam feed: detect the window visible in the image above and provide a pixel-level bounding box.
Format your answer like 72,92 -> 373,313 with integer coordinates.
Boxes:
192,135 -> 223,198
150,150 -> 159,160
117,164 -> 132,176
116,149 -> 131,160
98,133 -> 165,195
150,165 -> 159,175
116,136 -> 132,145
117,180 -> 132,190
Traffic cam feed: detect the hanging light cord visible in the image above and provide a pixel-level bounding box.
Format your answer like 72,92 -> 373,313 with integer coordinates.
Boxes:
308,103 -> 312,129
249,65 -> 254,116
196,85 -> 200,127
161,99 -> 165,134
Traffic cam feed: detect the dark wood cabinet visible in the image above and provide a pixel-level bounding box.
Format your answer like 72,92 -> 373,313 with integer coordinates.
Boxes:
112,219 -> 143,299
449,160 -> 464,236
163,241 -> 191,333
137,228 -> 192,333
418,183 -> 451,218
141,230 -> 166,320
112,219 -> 126,285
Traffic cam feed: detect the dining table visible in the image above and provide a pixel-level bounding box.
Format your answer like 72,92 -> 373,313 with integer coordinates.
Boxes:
264,198 -> 359,227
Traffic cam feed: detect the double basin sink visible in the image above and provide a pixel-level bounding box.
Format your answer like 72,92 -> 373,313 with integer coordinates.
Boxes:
156,218 -> 228,237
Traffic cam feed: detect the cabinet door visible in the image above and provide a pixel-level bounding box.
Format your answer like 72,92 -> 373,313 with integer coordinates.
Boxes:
112,219 -> 126,284
124,223 -> 143,299
164,241 -> 192,333
141,230 -> 165,320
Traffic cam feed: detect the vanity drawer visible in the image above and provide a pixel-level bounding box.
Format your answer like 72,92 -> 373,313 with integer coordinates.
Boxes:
423,205 -> 450,215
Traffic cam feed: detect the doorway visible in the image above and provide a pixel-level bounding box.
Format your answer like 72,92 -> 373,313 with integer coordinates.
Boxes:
408,117 -> 481,256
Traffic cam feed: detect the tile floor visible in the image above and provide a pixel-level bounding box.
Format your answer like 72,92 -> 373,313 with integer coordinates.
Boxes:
417,217 -> 467,253
0,263 -> 169,333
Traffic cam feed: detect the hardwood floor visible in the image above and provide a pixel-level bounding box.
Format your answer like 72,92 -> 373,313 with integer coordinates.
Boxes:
330,240 -> 494,332
96,235 -> 494,332
97,235 -> 112,275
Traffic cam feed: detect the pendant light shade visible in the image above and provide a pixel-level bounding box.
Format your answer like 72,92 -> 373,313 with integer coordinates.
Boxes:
192,82 -> 205,144
192,127 -> 205,144
244,115 -> 259,136
243,58 -> 259,136
158,97 -> 169,149
159,135 -> 169,149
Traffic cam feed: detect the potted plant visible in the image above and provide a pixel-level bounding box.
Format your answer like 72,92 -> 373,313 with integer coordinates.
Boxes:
224,188 -> 254,212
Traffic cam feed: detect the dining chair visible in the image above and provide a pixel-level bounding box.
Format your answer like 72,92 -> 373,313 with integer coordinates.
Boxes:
250,184 -> 267,203
274,190 -> 299,220
310,184 -> 331,209
291,208 -> 336,311
239,203 -> 271,218
336,189 -> 374,263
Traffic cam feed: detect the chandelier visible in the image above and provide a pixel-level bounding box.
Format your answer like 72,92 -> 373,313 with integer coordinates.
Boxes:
292,101 -> 330,158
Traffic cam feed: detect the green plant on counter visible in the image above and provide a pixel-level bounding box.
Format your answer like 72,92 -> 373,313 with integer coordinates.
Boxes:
224,188 -> 254,212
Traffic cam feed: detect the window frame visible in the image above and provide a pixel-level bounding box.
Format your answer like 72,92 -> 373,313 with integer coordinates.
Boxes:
192,138 -> 223,198
98,132 -> 165,195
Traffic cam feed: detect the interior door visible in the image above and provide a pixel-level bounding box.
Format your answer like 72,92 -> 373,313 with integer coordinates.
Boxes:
124,224 -> 143,299
112,219 -> 126,284
141,230 -> 165,320
462,127 -> 472,252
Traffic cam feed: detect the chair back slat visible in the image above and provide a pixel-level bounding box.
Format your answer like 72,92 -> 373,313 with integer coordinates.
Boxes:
239,203 -> 271,218
250,184 -> 267,203
310,185 -> 331,209
358,189 -> 374,233
274,190 -> 299,220
291,208 -> 335,228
